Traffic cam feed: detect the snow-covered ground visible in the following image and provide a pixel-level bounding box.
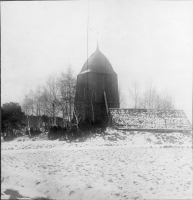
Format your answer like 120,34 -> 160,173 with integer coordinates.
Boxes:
1,130 -> 193,200
1,129 -> 192,151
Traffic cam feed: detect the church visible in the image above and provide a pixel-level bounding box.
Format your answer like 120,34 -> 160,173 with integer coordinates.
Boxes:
74,44 -> 119,126
74,44 -> 191,131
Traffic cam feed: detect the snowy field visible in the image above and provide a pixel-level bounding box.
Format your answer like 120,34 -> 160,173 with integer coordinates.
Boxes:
1,131 -> 193,200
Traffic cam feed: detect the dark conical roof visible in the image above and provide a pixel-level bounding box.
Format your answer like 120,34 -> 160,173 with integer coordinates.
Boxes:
80,45 -> 116,75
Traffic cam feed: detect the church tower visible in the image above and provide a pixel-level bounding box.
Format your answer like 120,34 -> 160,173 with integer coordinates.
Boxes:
75,44 -> 119,125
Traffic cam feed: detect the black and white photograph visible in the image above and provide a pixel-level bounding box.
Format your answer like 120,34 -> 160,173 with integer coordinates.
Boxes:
1,0 -> 193,199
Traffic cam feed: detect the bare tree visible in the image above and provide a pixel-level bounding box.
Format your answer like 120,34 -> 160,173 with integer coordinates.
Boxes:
118,85 -> 126,108
160,93 -> 175,110
143,82 -> 157,109
45,75 -> 61,125
39,86 -> 51,116
22,93 -> 31,126
131,81 -> 175,110
33,86 -> 42,127
129,81 -> 140,109
57,72 -> 68,125
27,90 -> 35,116
21,66 -> 77,128
57,65 -> 76,124
66,66 -> 76,121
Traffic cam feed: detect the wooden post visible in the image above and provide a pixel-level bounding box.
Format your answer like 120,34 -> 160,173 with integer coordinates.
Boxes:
104,91 -> 109,115
91,91 -> 95,122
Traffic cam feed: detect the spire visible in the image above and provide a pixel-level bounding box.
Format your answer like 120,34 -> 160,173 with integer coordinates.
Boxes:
96,41 -> 99,51
96,32 -> 99,51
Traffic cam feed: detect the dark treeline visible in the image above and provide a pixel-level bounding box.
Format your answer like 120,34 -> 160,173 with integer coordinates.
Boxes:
1,102 -> 79,141
1,102 -> 26,139
1,65 -> 79,141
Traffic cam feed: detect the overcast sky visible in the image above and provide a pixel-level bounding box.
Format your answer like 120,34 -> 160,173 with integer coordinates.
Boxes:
1,0 -> 192,122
